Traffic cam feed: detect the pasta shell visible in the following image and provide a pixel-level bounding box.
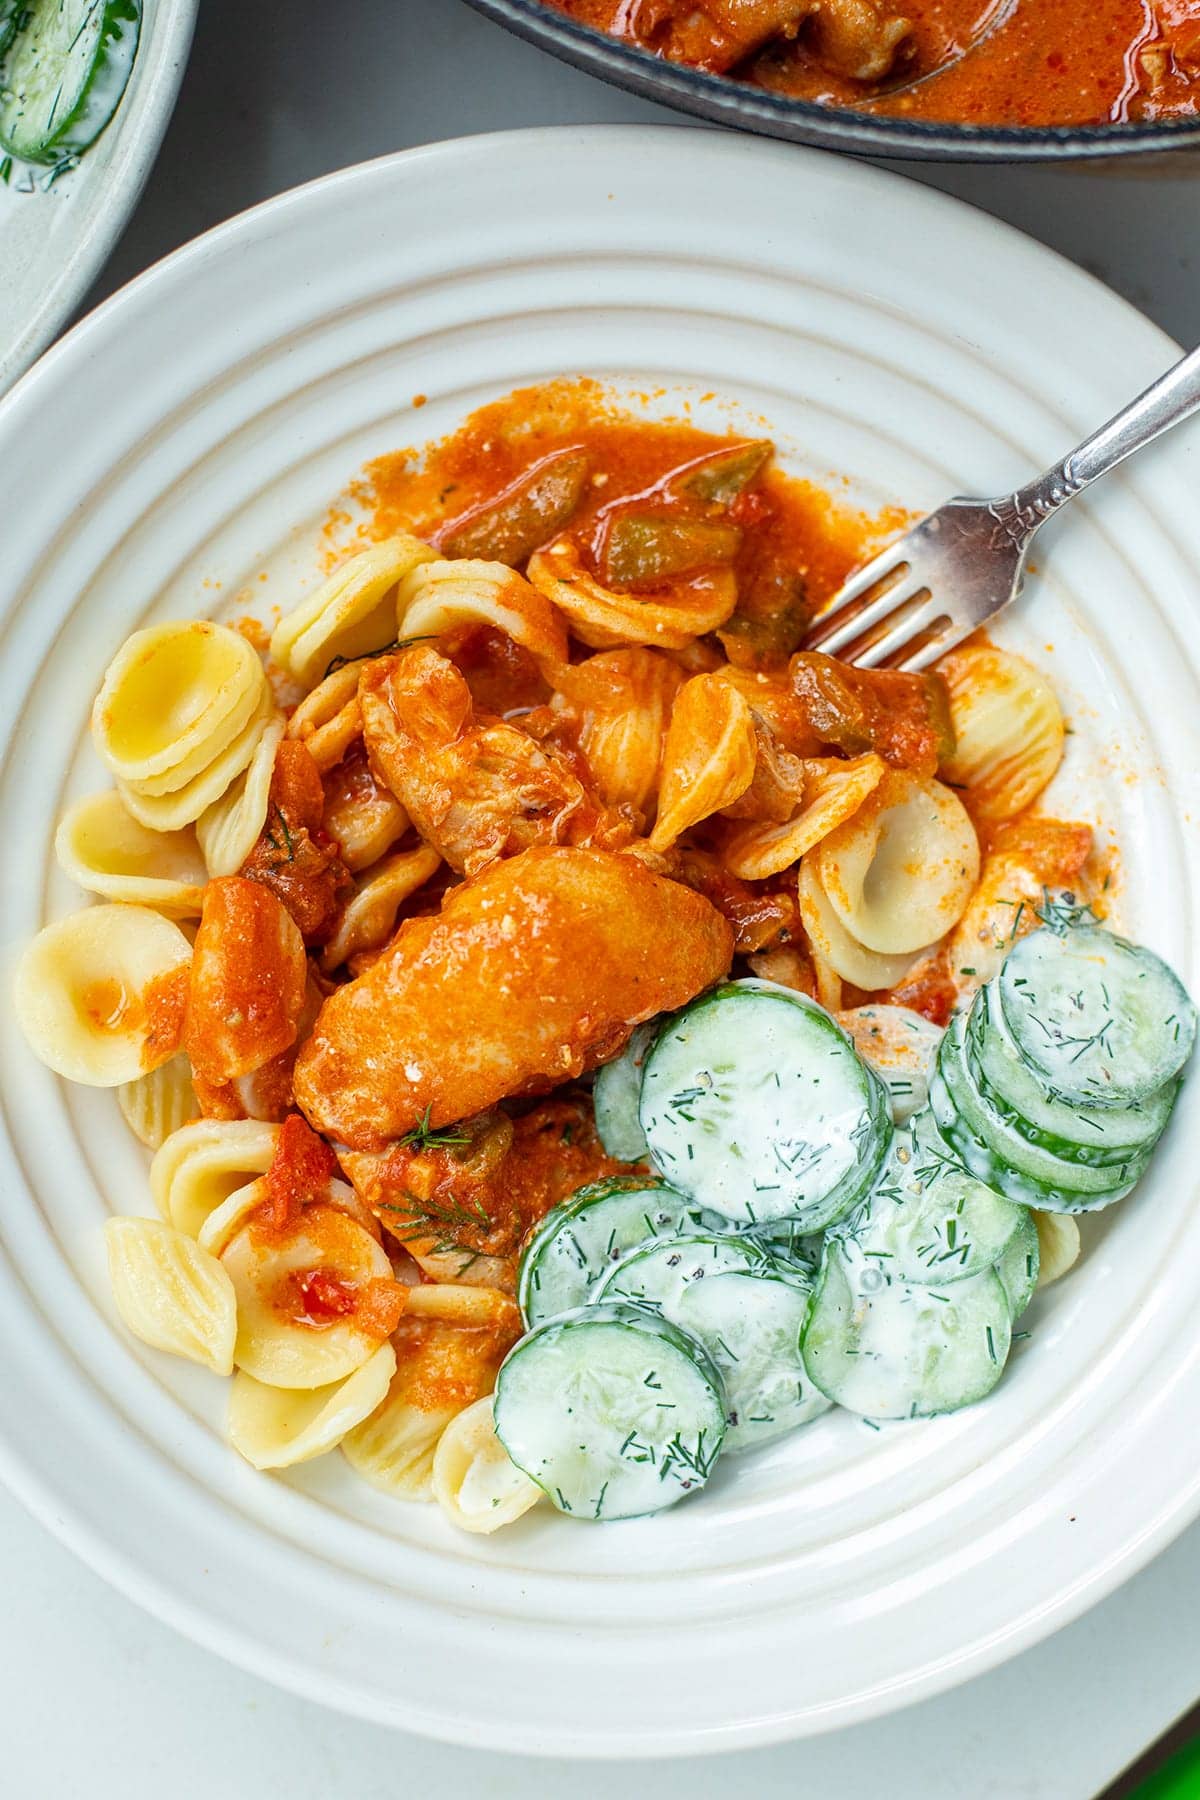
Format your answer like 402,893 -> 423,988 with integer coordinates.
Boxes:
319,843 -> 441,972
938,644 -> 1065,821
285,663 -> 362,773
813,770 -> 980,955
561,647 -> 682,815
796,857 -> 916,992
55,792 -> 208,917
835,1004 -> 943,1122
228,1341 -> 397,1470
119,688 -> 278,832
341,1316 -> 512,1501
13,905 -> 192,1087
151,1117 -> 280,1238
527,538 -> 737,650
104,1216 -> 236,1375
221,1208 -> 394,1388
405,1285 -> 522,1331
649,674 -> 757,852
723,753 -> 885,881
1034,1211 -> 1081,1289
397,559 -> 568,669
270,535 -> 436,688
432,1395 -> 543,1534
321,761 -> 409,874
117,1056 -> 199,1148
196,716 -> 285,876
196,1177 -> 270,1258
92,622 -> 266,788
944,851 -> 1047,998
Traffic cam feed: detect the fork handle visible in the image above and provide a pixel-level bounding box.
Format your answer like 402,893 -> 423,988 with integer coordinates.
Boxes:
1007,342 -> 1200,534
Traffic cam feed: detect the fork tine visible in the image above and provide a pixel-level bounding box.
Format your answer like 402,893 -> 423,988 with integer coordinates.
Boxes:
805,567 -> 926,659
893,620 -> 971,673
843,593 -> 941,669
802,542 -> 909,636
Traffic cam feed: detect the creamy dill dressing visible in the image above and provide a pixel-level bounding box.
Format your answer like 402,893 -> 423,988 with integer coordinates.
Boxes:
638,981 -> 889,1229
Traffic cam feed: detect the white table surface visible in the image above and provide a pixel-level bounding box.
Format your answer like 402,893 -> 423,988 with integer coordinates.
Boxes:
5,1 -> 1199,1793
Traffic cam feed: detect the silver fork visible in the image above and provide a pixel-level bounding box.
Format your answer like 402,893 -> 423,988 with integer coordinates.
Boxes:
802,343 -> 1200,672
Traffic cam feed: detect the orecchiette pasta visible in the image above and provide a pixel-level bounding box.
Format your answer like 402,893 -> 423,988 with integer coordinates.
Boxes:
341,1316 -> 515,1501
938,643 -> 1065,821
55,791 -> 207,916
92,621 -> 266,788
13,905 -> 191,1086
119,686 -> 279,832
835,1005 -> 943,1123
554,648 -> 683,816
104,1217 -> 237,1375
405,1284 -> 522,1331
228,1342 -> 397,1470
151,1117 -> 280,1238
796,857 -> 916,992
319,843 -> 442,971
270,535 -> 436,687
722,753 -> 885,882
944,851 -> 1048,997
432,1395 -> 543,1534
1034,1211 -> 1081,1288
527,538 -> 738,649
649,674 -> 757,852
812,771 -> 980,955
196,716 -> 286,876
221,1206 -> 396,1387
320,753 -> 410,874
196,1176 -> 271,1257
396,558 -> 568,669
285,662 -> 362,773
117,1056 -> 199,1148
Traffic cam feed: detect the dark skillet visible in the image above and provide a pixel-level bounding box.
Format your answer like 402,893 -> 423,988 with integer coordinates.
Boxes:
462,0 -> 1200,163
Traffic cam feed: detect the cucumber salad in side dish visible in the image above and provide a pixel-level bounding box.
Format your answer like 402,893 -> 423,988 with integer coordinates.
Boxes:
494,915 -> 1195,1523
0,0 -> 140,183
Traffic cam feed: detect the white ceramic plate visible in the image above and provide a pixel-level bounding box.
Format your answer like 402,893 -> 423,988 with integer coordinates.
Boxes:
0,0 -> 196,395
1,127 -> 1199,1757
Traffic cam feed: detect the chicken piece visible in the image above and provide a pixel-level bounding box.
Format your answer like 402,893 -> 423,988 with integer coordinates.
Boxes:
359,646 -> 631,879
184,877 -> 308,1086
810,0 -> 911,79
242,740 -> 355,945
342,1097 -> 637,1292
294,845 -> 734,1149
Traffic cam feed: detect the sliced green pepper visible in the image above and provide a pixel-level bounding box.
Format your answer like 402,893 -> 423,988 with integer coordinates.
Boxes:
604,513 -> 742,589
440,448 -> 590,565
674,439 -> 774,505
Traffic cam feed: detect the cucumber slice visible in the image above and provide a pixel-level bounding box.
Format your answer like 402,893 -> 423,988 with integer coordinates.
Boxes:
594,1229 -> 774,1305
0,2 -> 21,61
994,1209 -> 1039,1321
0,0 -> 140,166
936,1013 -> 1149,1199
494,1302 -> 727,1520
969,985 -> 1175,1162
674,1271 -> 831,1450
592,1022 -> 655,1161
837,1113 -> 1026,1286
930,1059 -> 1141,1214
517,1177 -> 709,1329
639,979 -> 891,1231
836,1005 -> 943,1124
596,1232 -> 828,1450
802,1241 -> 1012,1420
999,924 -> 1195,1108
748,1221 -> 825,1269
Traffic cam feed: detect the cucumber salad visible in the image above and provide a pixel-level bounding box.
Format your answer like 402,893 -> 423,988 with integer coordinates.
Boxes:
0,0 -> 140,176
494,914 -> 1195,1523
